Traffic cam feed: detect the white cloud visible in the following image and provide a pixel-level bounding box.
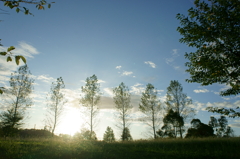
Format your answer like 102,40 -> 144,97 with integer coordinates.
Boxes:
165,49 -> 181,70
122,71 -> 133,76
144,61 -> 156,68
193,89 -> 209,93
97,79 -> 106,83
36,75 -> 54,83
130,83 -> 145,95
116,66 -> 122,69
104,88 -> 114,96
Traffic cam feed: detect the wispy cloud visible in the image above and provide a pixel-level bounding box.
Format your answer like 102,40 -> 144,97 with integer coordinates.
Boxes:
104,87 -> 114,96
144,61 -> 156,68
193,89 -> 209,93
165,49 -> 181,70
36,75 -> 55,83
122,71 -> 133,76
130,83 -> 145,95
116,66 -> 122,69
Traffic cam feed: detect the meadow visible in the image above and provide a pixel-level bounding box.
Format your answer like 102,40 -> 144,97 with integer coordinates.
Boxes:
0,137 -> 239,159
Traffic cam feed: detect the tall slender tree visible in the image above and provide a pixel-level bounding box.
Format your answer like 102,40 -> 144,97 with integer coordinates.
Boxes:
113,82 -> 133,141
80,74 -> 101,140
0,65 -> 34,136
166,80 -> 195,138
45,77 -> 67,137
139,83 -> 163,139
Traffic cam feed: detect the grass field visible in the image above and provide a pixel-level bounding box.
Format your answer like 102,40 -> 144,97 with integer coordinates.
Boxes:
0,137 -> 239,159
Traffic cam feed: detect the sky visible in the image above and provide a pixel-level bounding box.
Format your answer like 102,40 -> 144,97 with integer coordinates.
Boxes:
0,0 -> 240,140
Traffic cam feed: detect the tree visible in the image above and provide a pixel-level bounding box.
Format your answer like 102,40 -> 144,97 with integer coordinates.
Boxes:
73,128 -> 97,140
121,127 -> 133,141
165,80 -> 195,138
0,65 -> 34,136
176,0 -> 240,96
139,83 -> 163,139
161,109 -> 184,138
208,116 -> 234,137
45,77 -> 67,137
80,74 -> 101,140
103,126 -> 115,142
113,82 -> 133,140
0,0 -> 54,94
185,118 -> 214,138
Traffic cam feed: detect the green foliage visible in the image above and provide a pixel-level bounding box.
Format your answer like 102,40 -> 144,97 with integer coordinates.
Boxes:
176,0 -> 240,96
139,83 -> 163,139
103,126 -> 115,142
166,80 -> 194,138
185,119 -> 214,138
206,107 -> 240,118
45,77 -> 67,137
2,0 -> 54,15
121,127 -> 133,141
80,74 -> 101,140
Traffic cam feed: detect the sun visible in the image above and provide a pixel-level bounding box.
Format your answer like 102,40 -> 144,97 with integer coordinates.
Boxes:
57,107 -> 84,136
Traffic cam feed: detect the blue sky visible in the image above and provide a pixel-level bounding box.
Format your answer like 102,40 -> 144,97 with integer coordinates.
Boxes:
1,0 -> 240,140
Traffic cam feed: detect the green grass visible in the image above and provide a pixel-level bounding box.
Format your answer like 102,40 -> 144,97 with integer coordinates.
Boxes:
0,137 -> 239,159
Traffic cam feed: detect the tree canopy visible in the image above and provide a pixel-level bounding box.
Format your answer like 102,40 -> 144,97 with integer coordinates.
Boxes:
177,0 -> 240,96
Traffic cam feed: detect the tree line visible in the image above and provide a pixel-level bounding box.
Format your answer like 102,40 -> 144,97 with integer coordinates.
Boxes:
0,65 -> 234,140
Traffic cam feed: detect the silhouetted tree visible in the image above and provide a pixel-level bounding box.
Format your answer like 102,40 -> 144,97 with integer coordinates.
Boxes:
139,83 -> 163,139
45,77 -> 67,137
74,128 -> 97,140
208,116 -> 234,137
121,127 -> 133,141
185,119 -> 214,138
0,65 -> 34,137
113,82 -> 132,140
103,126 -> 115,142
161,109 -> 184,138
166,80 -> 195,138
177,0 -> 240,96
80,74 -> 101,140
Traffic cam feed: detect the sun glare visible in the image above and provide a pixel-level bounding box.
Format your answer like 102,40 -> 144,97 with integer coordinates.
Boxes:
57,107 -> 83,136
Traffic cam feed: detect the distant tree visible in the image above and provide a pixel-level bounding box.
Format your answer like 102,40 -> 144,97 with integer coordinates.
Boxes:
208,116 -> 234,137
80,74 -> 101,140
121,127 -> 133,141
139,83 -> 163,139
185,119 -> 214,138
0,0 -> 54,94
113,82 -> 133,140
45,77 -> 67,137
161,109 -> 184,138
165,80 -> 195,138
103,126 -> 115,142
176,0 -> 240,97
74,128 -> 97,140
0,65 -> 34,137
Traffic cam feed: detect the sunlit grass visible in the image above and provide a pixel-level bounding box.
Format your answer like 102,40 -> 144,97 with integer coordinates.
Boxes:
0,137 -> 239,159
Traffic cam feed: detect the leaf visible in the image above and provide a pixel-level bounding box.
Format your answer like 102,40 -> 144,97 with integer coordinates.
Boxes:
15,56 -> 21,65
7,56 -> 12,62
48,4 -> 51,8
0,52 -> 7,56
0,89 -> 2,94
20,56 -> 27,64
16,7 -> 20,13
38,5 -> 44,10
7,46 -> 15,52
